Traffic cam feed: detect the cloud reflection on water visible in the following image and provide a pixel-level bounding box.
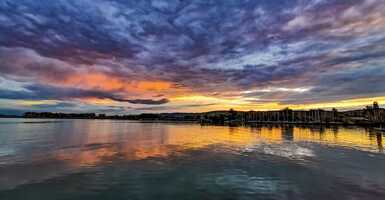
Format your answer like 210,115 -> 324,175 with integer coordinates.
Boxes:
0,119 -> 384,192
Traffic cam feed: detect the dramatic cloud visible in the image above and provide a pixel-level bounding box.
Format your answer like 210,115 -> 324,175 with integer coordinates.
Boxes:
0,84 -> 170,105
120,98 -> 170,105
1,0 -> 385,113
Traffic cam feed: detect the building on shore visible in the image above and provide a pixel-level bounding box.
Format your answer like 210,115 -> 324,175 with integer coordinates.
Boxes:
22,102 -> 385,125
240,108 -> 338,124
201,102 -> 385,125
343,102 -> 385,124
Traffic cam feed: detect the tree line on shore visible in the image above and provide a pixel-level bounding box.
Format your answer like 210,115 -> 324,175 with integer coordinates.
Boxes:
19,102 -> 385,126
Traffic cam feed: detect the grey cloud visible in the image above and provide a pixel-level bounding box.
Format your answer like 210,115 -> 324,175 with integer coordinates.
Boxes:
120,98 -> 170,105
0,83 -> 171,105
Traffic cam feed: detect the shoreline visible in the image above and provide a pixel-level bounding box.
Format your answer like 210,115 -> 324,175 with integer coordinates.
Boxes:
1,117 -> 384,132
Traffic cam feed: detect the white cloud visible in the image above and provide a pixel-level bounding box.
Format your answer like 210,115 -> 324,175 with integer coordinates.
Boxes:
283,15 -> 309,31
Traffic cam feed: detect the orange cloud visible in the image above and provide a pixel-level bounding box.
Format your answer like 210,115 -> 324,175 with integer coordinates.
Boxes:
57,72 -> 174,94
65,73 -> 125,91
80,97 -> 117,105
137,81 -> 172,91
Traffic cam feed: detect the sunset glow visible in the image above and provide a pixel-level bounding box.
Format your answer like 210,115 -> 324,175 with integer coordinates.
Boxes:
1,0 -> 385,114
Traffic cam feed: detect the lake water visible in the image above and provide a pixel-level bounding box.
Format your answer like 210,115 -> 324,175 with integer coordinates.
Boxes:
0,118 -> 384,200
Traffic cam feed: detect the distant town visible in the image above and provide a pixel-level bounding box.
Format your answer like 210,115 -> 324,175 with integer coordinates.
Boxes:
9,102 -> 383,127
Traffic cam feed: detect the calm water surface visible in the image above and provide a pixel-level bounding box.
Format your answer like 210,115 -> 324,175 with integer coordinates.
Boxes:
0,118 -> 385,200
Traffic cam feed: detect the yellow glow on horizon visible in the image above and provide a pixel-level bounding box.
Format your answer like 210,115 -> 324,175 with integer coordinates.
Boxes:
287,96 -> 385,110
80,97 -> 117,105
8,93 -> 385,113
19,100 -> 58,106
172,95 -> 251,105
169,95 -> 385,112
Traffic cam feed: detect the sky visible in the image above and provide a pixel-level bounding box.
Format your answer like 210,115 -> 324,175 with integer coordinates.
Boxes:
1,0 -> 385,115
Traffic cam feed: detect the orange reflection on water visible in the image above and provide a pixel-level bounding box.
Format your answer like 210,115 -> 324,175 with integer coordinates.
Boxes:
56,147 -> 117,167
53,122 -> 385,167
54,123 -> 260,166
256,126 -> 285,143
165,126 -> 258,148
292,127 -> 384,152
